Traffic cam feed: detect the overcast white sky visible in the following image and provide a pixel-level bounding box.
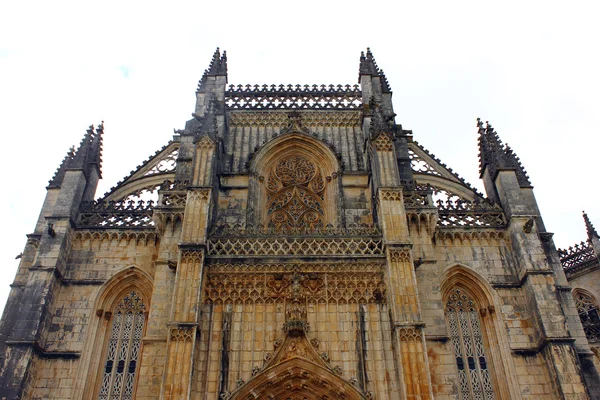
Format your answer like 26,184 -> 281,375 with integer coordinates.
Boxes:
1,1 -> 599,313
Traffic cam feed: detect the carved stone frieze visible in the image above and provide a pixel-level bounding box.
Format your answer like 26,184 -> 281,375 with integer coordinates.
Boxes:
169,327 -> 195,342
203,263 -> 386,305
180,249 -> 204,263
379,188 -> 403,202
388,248 -> 411,263
72,230 -> 159,246
373,133 -> 393,152
228,111 -> 361,127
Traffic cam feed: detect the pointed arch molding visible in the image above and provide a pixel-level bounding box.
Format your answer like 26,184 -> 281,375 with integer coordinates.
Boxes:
249,133 -> 343,228
74,266 -> 153,400
250,133 -> 342,177
439,264 -> 522,400
228,332 -> 367,400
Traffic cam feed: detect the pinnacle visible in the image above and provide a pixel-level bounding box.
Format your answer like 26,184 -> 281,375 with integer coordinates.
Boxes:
477,118 -> 532,187
358,48 -> 391,92
359,47 -> 381,77
65,122 -> 104,177
197,48 -> 228,92
47,146 -> 76,188
583,211 -> 599,239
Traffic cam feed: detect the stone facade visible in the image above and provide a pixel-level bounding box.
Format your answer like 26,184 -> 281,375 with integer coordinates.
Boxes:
0,48 -> 599,399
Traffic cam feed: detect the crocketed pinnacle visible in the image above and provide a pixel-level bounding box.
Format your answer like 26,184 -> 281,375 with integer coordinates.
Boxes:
47,146 -> 76,188
358,48 -> 391,93
88,121 -> 104,177
70,124 -> 96,170
583,211 -> 599,239
197,48 -> 228,92
65,123 -> 104,179
477,118 -> 532,187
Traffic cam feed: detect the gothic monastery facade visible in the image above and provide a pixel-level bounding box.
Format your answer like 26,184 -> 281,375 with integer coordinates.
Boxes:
1,49 -> 600,400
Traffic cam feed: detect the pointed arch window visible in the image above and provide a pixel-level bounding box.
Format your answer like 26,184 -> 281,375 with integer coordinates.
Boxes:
98,291 -> 146,400
445,288 -> 495,400
574,291 -> 600,341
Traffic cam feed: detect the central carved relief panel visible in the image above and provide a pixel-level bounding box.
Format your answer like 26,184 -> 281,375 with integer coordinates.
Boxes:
265,155 -> 326,230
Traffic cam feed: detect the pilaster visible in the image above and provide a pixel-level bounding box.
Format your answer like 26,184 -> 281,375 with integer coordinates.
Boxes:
161,187 -> 212,400
377,188 -> 433,400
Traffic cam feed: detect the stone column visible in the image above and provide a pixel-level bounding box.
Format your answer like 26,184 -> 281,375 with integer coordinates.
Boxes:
378,188 -> 433,400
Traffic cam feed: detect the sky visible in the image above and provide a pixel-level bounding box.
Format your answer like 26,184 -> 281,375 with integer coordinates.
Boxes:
0,1 -> 599,314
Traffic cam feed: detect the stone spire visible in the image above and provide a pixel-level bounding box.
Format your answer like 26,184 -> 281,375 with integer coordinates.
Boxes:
358,48 -> 391,93
47,146 -> 75,188
477,118 -> 531,188
583,211 -> 599,239
197,48 -> 228,92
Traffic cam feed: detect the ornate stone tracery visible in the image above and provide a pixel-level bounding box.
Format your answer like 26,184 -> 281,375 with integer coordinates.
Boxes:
265,155 -> 327,231
98,291 -> 146,400
574,290 -> 600,341
445,288 -> 495,400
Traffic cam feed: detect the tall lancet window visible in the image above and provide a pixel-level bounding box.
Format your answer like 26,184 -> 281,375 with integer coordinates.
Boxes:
445,288 -> 495,400
574,290 -> 600,341
99,291 -> 146,400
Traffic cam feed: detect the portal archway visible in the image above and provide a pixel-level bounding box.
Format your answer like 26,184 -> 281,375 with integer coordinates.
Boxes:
228,333 -> 367,400
229,357 -> 366,400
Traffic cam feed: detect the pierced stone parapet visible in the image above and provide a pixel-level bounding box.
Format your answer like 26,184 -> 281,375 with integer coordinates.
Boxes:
225,84 -> 362,110
207,237 -> 383,257
436,197 -> 506,228
559,240 -> 599,276
209,222 -> 380,237
78,200 -> 155,229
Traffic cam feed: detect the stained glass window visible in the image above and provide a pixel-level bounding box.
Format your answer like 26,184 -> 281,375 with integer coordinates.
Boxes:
445,288 -> 495,400
99,291 -> 146,400
574,291 -> 600,341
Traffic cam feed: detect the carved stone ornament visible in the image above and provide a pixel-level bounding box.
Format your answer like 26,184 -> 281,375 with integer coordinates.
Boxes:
266,154 -> 327,231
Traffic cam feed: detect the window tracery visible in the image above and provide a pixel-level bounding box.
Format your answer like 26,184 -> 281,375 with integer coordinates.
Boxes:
574,291 -> 600,341
445,288 -> 495,400
98,291 -> 146,400
265,155 -> 326,231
